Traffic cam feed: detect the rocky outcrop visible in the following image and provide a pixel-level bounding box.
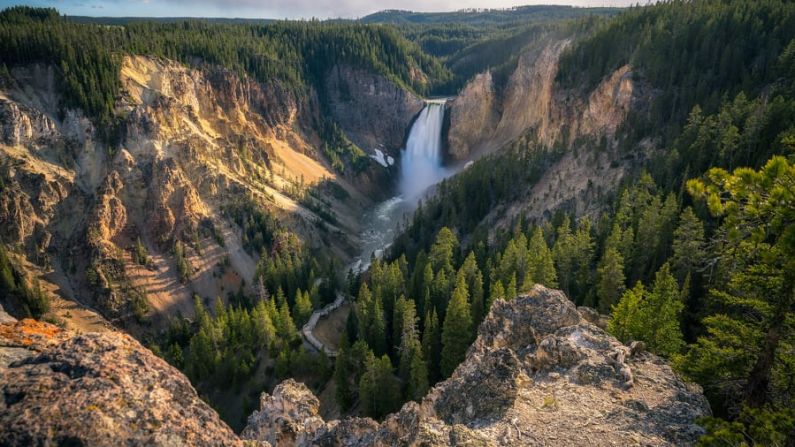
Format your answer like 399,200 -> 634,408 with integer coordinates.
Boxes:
0,98 -> 59,146
243,285 -> 711,446
0,319 -> 252,446
241,379 -> 328,446
324,64 -> 424,156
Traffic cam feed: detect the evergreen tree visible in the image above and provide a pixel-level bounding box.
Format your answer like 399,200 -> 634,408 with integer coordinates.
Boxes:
572,218 -> 595,302
596,247 -> 626,314
505,274 -> 517,301
457,252 -> 484,324
670,207 -> 706,282
525,226 -> 557,289
277,300 -> 298,344
334,335 -> 352,411
359,354 -> 400,419
408,346 -> 430,401
293,288 -> 313,327
608,282 -> 645,345
608,264 -> 684,357
679,156 -> 795,415
392,295 -> 411,351
368,295 -> 388,356
251,299 -> 276,348
356,283 -> 372,341
422,308 -> 441,384
553,216 -> 576,297
487,279 -> 505,310
429,227 -> 459,274
441,275 -> 472,378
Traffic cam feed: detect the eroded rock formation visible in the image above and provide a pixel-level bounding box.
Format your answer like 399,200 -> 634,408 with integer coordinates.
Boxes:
0,318 -> 252,446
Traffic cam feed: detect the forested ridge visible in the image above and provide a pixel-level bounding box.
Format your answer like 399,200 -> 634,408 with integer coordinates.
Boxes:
0,6 -> 451,138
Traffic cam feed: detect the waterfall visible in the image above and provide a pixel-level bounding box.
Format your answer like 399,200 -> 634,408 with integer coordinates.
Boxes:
399,100 -> 448,201
350,99 -> 450,273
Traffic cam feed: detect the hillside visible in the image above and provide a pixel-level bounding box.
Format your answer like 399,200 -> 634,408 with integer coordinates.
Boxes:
361,6 -> 620,26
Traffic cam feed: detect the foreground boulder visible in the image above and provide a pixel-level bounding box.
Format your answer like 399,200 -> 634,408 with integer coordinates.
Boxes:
243,285 -> 711,446
0,319 -> 252,446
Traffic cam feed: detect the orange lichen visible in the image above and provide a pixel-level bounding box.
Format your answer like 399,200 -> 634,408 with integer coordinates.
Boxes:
0,319 -> 64,348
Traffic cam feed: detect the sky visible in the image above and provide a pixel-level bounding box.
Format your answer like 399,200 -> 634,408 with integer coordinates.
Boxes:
0,0 -> 643,20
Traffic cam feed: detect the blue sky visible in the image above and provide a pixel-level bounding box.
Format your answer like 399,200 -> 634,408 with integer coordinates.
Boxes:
0,0 -> 644,19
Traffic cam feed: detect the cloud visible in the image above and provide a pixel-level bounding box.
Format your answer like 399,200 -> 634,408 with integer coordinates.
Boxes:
163,0 -> 639,19
0,0 -> 643,19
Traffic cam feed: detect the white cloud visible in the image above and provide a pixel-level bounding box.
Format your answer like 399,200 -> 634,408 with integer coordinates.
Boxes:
1,0 -> 643,19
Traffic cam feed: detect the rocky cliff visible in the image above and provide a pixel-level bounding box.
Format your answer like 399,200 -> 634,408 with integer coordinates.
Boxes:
444,37 -> 652,234
0,286 -> 709,446
324,64 -> 424,157
241,285 -> 710,446
447,39 -> 645,162
0,318 -> 251,446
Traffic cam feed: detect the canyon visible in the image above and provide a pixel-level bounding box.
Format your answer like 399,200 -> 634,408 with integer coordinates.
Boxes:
0,10 -> 714,447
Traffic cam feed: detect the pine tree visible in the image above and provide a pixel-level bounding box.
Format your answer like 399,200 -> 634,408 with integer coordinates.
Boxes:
431,268 -> 450,315
487,279 -> 505,310
458,252 -> 484,324
334,335 -> 352,411
596,247 -> 626,314
505,274 -> 517,301
356,283 -> 372,341
572,218 -> 595,303
251,299 -> 276,348
392,295 -> 411,351
641,263 -> 684,356
293,288 -> 313,327
368,295 -> 387,356
429,227 -> 459,274
257,276 -> 270,303
679,157 -> 795,412
441,275 -> 472,378
553,216 -> 576,297
607,282 -> 645,346
670,206 -> 706,282
359,354 -> 400,419
408,346 -> 430,400
397,302 -> 427,401
525,227 -> 557,289
422,309 -> 441,384
277,300 -> 298,344
608,264 -> 684,357
274,348 -> 291,379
